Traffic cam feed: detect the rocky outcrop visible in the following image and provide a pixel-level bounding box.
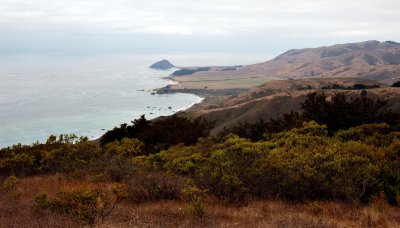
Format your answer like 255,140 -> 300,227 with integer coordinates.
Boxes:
149,59 -> 175,70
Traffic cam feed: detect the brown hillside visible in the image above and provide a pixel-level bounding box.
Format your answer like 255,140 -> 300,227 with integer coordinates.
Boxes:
249,40 -> 400,84
183,78 -> 400,132
174,40 -> 400,88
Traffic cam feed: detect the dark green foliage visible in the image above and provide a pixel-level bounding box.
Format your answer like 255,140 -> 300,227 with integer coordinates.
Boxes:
92,155 -> 136,182
393,81 -> 400,87
143,121 -> 400,205
321,84 -> 379,90
377,141 -> 400,205
223,119 -> 270,142
361,89 -> 368,97
321,84 -> 346,89
353,84 -> 367,89
301,92 -> 399,133
172,69 -> 198,76
224,111 -> 306,142
223,92 -> 398,141
197,135 -> 265,203
100,115 -> 214,153
100,115 -> 150,146
172,67 -> 210,76
138,116 -> 213,153
0,134 -> 98,177
332,83 -> 343,89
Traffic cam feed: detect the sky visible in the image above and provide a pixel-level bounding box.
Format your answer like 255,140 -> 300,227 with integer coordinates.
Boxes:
1,0 -> 400,55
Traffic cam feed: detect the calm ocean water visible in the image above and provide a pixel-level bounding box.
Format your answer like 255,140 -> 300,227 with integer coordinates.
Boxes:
0,52 -> 273,147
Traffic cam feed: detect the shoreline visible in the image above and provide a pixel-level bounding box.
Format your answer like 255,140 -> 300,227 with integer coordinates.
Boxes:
92,71 -> 207,145
0,68 -> 206,148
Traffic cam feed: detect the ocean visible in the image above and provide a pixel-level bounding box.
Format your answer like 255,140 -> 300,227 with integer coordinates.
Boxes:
0,52 -> 273,147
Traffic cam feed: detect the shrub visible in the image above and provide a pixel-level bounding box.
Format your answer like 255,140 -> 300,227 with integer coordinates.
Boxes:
103,138 -> 145,157
126,172 -> 183,203
2,175 -> 19,191
155,143 -> 208,176
41,139 -> 99,175
34,184 -> 127,225
1,175 -> 23,200
92,155 -> 136,182
100,115 -> 150,147
224,111 -> 306,141
100,115 -> 214,153
392,81 -> 400,87
223,91 -> 400,141
0,153 -> 35,176
182,179 -> 207,220
301,92 -> 399,133
354,84 -> 367,90
305,202 -> 323,215
0,134 -> 99,177
196,135 -> 265,203
370,192 -> 390,213
376,141 -> 400,205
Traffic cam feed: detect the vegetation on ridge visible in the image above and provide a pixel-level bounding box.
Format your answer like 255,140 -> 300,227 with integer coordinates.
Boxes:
225,92 -> 399,141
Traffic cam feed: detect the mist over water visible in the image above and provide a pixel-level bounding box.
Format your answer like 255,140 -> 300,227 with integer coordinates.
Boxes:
0,52 -> 271,147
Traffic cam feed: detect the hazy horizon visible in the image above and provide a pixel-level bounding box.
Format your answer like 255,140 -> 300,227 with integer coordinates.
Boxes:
1,0 -> 399,55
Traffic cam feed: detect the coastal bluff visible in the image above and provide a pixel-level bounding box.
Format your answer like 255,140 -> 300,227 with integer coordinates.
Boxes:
149,59 -> 175,70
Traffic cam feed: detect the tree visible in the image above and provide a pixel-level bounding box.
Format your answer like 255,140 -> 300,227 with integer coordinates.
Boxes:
392,81 -> 400,87
301,92 -> 399,133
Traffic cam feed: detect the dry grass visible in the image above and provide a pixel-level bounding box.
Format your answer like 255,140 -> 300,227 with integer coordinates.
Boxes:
1,174 -> 400,228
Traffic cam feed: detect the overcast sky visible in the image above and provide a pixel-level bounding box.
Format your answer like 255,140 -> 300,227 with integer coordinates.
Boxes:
1,0 -> 400,55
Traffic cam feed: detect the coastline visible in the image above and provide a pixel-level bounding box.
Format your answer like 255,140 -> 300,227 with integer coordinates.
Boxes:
93,70 -> 206,144
155,71 -> 256,115
0,63 -> 205,148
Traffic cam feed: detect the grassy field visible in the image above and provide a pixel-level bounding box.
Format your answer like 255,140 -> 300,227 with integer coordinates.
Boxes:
1,174 -> 399,228
165,69 -> 278,92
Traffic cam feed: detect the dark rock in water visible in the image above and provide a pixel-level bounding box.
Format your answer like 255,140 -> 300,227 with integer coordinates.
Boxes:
150,59 -> 174,70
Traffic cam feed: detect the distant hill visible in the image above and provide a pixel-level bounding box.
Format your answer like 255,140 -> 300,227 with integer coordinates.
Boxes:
164,41 -> 400,96
150,59 -> 175,70
248,40 -> 400,84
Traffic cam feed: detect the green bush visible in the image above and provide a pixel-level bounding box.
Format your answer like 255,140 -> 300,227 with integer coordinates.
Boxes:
182,179 -> 207,220
1,175 -> 23,200
0,153 -> 35,176
0,134 -> 99,177
196,135 -> 265,203
392,81 -> 400,87
100,115 -> 214,153
103,138 -> 145,157
34,184 -> 127,224
92,155 -> 136,182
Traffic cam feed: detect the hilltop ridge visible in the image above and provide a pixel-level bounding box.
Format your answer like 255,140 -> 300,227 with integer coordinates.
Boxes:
162,40 -> 400,97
